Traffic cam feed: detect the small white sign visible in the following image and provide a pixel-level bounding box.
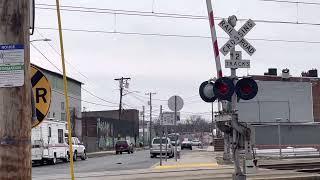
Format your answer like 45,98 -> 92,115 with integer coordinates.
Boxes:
161,112 -> 180,125
0,44 -> 24,87
225,60 -> 250,68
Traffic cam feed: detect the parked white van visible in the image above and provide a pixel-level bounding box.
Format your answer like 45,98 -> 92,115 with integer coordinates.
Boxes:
32,119 -> 69,165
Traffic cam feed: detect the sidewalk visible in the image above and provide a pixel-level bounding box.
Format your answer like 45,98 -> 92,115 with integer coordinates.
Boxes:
33,147 -> 320,180
153,149 -> 219,170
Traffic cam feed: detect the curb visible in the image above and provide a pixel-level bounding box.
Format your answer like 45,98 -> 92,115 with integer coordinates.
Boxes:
87,147 -> 147,158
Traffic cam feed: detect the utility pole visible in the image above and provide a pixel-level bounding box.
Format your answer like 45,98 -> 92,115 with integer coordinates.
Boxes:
0,1 -> 32,179
146,92 -> 156,147
114,77 -> 131,123
142,106 -> 145,147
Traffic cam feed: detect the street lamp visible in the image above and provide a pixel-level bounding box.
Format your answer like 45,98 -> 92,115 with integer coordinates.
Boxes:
30,38 -> 51,42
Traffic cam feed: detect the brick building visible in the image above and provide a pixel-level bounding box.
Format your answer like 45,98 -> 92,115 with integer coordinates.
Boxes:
82,109 -> 139,152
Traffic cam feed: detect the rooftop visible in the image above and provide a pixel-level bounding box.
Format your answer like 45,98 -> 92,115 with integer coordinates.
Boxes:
32,63 -> 83,85
251,75 -> 320,83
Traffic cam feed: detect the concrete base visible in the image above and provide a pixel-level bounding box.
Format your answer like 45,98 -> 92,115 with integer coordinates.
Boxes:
232,173 -> 246,180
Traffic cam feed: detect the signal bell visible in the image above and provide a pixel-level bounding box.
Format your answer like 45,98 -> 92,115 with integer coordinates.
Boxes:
235,78 -> 258,100
199,81 -> 216,103
213,77 -> 234,102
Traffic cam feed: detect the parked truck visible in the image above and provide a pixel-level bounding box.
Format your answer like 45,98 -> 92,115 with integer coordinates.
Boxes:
65,137 -> 87,161
31,119 -> 69,165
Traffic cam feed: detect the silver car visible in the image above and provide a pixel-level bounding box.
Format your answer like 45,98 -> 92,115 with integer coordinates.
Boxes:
150,137 -> 174,158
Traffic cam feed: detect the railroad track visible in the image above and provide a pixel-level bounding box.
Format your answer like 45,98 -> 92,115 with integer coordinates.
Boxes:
259,162 -> 320,172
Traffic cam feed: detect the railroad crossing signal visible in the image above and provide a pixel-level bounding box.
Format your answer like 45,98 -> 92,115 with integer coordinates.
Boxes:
219,18 -> 256,56
31,64 -> 51,128
235,78 -> 258,100
199,81 -> 216,103
199,77 -> 258,102
213,77 -> 235,101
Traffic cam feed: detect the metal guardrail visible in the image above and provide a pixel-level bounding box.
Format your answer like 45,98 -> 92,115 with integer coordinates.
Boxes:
251,145 -> 320,158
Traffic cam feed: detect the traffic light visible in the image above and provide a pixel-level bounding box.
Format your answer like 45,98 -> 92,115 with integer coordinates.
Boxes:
213,77 -> 234,101
199,81 -> 216,102
235,78 -> 258,100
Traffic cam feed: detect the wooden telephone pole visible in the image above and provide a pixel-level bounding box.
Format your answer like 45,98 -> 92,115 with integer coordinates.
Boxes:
0,1 -> 32,179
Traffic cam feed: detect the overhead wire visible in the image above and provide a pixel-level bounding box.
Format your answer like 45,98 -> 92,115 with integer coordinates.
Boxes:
35,29 -> 90,80
125,93 -> 148,105
35,27 -> 320,44
36,29 -> 126,108
260,0 -> 320,6
34,3 -> 320,26
31,43 -> 120,106
34,1 -> 320,114
35,3 -> 212,20
52,89 -> 118,108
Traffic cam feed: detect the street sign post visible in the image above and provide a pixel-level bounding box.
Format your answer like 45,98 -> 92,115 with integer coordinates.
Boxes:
31,64 -> 51,128
168,95 -> 183,162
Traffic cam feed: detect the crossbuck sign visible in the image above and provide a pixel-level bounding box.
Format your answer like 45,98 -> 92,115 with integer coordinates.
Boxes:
219,19 -> 256,56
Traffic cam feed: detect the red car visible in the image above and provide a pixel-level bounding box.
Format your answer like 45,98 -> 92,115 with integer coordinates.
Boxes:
115,140 -> 134,154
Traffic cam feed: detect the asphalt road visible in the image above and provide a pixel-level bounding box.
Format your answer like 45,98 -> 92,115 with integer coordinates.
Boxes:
32,150 -> 159,177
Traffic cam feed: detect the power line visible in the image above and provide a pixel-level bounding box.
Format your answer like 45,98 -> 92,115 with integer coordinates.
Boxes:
35,27 -> 320,44
35,29 -> 129,107
36,27 -> 211,39
181,111 -> 212,115
34,3 -> 320,26
184,94 -> 199,100
31,43 -> 119,105
52,89 -> 118,108
35,7 -> 209,20
125,92 -> 148,104
81,88 -> 119,105
31,43 -> 63,73
260,0 -> 320,6
35,3 -> 211,20
125,90 -> 168,102
153,98 -> 167,102
36,29 -> 90,80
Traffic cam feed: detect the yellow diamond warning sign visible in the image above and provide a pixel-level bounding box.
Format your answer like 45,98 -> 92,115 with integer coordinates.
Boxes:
31,65 -> 51,128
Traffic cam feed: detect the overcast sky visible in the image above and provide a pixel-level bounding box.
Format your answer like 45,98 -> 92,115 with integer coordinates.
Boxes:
31,0 -> 320,121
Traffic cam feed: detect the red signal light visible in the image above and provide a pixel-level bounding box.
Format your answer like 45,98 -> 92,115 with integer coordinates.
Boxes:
213,77 -> 234,101
240,84 -> 253,94
217,83 -> 229,95
235,78 -> 258,100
